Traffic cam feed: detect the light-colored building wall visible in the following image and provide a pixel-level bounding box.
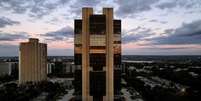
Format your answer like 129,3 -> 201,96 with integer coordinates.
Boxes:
47,63 -> 54,74
82,7 -> 93,101
19,38 -> 47,84
64,62 -> 75,73
0,62 -> 18,76
103,8 -> 114,101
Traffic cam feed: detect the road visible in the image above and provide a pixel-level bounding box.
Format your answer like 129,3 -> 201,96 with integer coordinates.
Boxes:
58,89 -> 74,101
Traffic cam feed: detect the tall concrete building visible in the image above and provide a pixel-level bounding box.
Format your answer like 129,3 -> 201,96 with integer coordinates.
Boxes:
74,8 -> 121,101
19,38 -> 47,84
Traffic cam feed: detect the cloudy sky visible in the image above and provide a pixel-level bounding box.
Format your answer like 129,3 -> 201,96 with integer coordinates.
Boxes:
0,0 -> 201,56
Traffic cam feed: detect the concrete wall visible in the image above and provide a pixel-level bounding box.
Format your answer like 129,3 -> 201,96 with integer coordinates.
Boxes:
19,38 -> 47,84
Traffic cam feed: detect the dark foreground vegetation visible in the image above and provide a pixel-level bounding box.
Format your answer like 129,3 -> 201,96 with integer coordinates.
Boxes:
0,74 -> 17,84
0,81 -> 67,101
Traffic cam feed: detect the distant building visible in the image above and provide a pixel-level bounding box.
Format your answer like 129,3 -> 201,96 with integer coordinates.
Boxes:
47,61 -> 75,76
74,8 -> 121,101
0,62 -> 18,76
0,62 -> 12,75
63,62 -> 75,73
47,63 -> 54,74
19,38 -> 47,84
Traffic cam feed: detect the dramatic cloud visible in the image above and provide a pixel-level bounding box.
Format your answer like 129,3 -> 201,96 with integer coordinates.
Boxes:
115,0 -> 201,17
152,20 -> 201,45
69,0 -> 103,15
0,32 -> 29,41
149,19 -> 167,24
42,26 -> 73,41
0,0 -> 70,18
0,17 -> 20,28
156,0 -> 200,10
122,27 -> 153,44
28,0 -> 70,18
156,1 -> 176,10
0,0 -> 28,14
0,0 -> 201,55
115,0 -> 159,17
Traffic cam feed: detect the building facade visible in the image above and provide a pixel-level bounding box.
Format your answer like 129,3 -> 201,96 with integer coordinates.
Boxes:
0,62 -> 18,76
0,62 -> 11,76
19,38 -> 47,84
74,8 -> 121,101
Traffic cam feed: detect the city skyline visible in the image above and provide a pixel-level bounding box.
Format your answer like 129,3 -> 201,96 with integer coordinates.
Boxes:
0,0 -> 201,56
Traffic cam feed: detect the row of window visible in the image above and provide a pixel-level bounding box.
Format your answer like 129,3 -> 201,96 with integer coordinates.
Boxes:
74,54 -> 121,65
74,19 -> 121,34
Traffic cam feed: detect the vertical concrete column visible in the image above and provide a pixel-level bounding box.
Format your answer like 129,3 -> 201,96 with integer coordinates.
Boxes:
33,42 -> 36,82
44,44 -> 47,81
38,44 -> 41,81
82,7 -> 93,101
19,45 -> 23,84
35,42 -> 38,82
37,43 -> 40,82
103,8 -> 114,101
26,44 -> 29,82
